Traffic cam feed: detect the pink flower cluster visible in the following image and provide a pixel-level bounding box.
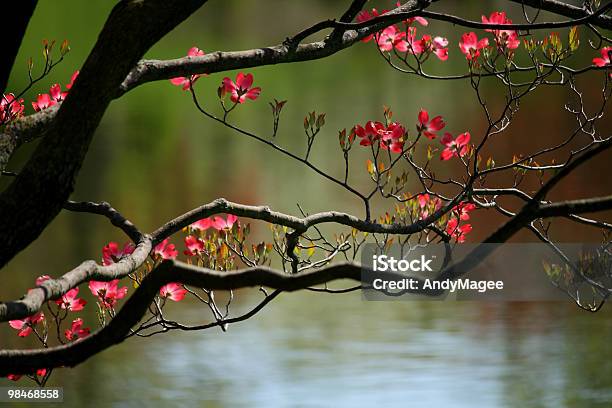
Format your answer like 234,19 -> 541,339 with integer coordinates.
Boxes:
358,9 -> 448,61
413,195 -> 475,242
32,71 -> 78,111
56,288 -> 87,312
353,121 -> 406,153
459,11 -> 520,61
8,274 -> 90,343
482,11 -> 520,50
184,215 -> 239,257
184,235 -> 205,256
350,108 -> 471,161
191,214 -> 238,231
88,279 -> 128,309
446,202 -> 476,242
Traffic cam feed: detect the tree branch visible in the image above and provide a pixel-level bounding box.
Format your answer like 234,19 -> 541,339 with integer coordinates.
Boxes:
509,0 -> 612,29
0,196 -> 447,322
0,260 -> 420,375
3,190 -> 611,373
64,200 -> 143,243
538,195 -> 612,218
0,0 -> 37,94
0,238 -> 152,323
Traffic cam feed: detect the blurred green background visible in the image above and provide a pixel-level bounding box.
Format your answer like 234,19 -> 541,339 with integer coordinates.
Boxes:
1,0 -> 611,406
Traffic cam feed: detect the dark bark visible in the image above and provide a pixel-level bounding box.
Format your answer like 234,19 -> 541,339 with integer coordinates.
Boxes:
0,0 -> 37,94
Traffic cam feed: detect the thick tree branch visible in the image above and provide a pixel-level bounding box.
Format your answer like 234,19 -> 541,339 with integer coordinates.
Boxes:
0,0 -> 37,94
0,196 -> 446,322
0,260 -> 420,375
0,237 -> 151,324
152,198 -> 439,246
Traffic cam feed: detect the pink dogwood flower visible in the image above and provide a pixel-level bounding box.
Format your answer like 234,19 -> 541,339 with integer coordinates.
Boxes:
417,109 -> 445,139
65,318 -> 90,341
355,121 -> 405,148
191,217 -> 213,231
446,218 -> 472,243
160,283 -> 188,302
377,25 -> 409,52
440,132 -> 471,160
154,239 -> 179,260
184,235 -> 205,256
55,287 -> 87,312
31,93 -> 55,111
50,83 -> 68,101
212,214 -> 238,230
482,11 -> 520,50
170,47 -> 206,90
9,312 -> 44,337
593,47 -> 611,67
453,202 -> 477,220
430,36 -> 449,61
102,242 -> 135,266
406,28 -> 424,54
221,73 -> 261,104
382,138 -> 405,153
192,215 -> 239,232
459,32 -> 489,60
0,93 -> 24,124
88,279 -> 128,308
32,83 -> 69,112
